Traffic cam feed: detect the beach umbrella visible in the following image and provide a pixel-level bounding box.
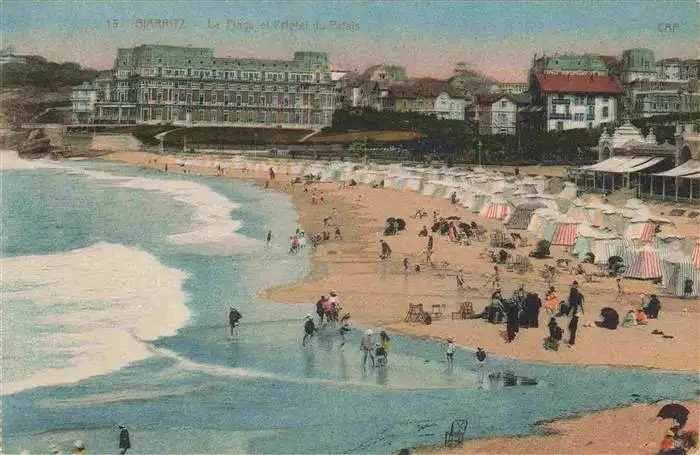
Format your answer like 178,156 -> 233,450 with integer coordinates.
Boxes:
657,403 -> 690,429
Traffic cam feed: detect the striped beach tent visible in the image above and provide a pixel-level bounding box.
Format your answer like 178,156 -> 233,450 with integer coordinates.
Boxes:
625,221 -> 656,243
505,200 -> 547,230
623,245 -> 663,279
653,235 -> 685,261
550,222 -> 580,246
693,241 -> 700,269
589,238 -> 632,265
481,199 -> 511,219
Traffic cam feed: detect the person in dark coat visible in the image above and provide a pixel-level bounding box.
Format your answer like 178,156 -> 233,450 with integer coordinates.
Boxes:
645,294 -> 661,318
525,293 -> 542,328
302,315 -> 316,346
119,425 -> 131,455
568,281 -> 584,316
505,301 -> 520,342
228,307 -> 242,337
568,314 -> 579,346
316,295 -> 326,323
427,235 -> 434,251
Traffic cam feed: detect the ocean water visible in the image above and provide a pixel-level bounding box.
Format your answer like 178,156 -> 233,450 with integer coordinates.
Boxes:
1,152 -> 697,455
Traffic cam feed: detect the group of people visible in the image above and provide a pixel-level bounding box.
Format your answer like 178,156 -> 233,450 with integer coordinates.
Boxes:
289,229 -> 307,254
621,294 -> 662,327
303,291 -> 352,347
360,329 -> 391,368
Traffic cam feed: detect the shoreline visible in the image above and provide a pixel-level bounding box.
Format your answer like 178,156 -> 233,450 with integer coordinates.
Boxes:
100,151 -> 699,454
101,151 -> 699,373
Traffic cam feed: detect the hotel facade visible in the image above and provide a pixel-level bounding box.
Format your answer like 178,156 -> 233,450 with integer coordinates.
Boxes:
79,44 -> 337,129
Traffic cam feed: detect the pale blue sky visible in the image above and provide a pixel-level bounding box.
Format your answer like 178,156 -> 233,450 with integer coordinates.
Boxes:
2,1 -> 698,81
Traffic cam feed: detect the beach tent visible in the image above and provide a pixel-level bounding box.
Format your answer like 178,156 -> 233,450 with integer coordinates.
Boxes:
555,182 -> 578,211
572,225 -> 619,260
692,241 -> 700,269
661,254 -> 699,297
589,237 -> 634,265
653,234 -> 685,261
421,181 -> 439,196
623,244 -> 663,279
403,176 -> 422,192
625,221 -> 656,243
505,200 -> 547,230
549,221 -> 581,246
481,199 -> 511,220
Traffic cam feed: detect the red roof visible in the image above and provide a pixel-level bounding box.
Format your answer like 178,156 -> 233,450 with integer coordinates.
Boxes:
536,74 -> 623,94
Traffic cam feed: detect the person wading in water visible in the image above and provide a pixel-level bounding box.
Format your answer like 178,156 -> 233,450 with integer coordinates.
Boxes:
229,307 -> 242,337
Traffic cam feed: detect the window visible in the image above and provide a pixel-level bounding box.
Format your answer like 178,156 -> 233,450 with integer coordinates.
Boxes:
603,96 -> 609,103
501,100 -> 507,108
574,113 -> 584,121
186,93 -> 192,104
198,110 -> 204,121
602,106 -> 609,118
223,111 -> 229,122
248,95 -> 254,105
556,121 -> 564,131
224,95 -> 229,105
587,106 -> 595,118
259,111 -> 266,123
199,94 -> 204,105
236,95 -> 242,105
211,110 -> 217,122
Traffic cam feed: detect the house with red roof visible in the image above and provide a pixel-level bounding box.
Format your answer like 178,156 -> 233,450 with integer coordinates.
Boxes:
527,73 -> 623,131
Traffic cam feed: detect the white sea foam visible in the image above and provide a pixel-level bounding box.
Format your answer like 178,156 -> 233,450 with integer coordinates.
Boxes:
1,243 -> 191,395
0,150 -> 68,170
2,150 -> 258,252
114,177 -> 258,251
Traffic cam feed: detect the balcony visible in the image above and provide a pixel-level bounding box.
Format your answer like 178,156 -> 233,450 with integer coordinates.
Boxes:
551,99 -> 571,105
586,115 -> 595,121
549,113 -> 572,120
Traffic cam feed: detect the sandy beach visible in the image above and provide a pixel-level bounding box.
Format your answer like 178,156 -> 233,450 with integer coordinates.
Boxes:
103,151 -> 699,453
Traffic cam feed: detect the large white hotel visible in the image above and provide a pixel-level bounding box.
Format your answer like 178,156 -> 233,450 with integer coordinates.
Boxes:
72,44 -> 337,129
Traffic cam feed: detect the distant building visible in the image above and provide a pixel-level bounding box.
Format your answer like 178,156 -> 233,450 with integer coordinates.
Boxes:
71,81 -> 99,123
656,58 -> 682,80
391,78 -> 467,120
633,89 -> 700,118
0,54 -> 27,65
363,65 -> 407,84
680,59 -> 700,80
86,44 -> 336,128
528,74 -> 623,131
531,54 -> 609,77
621,48 -> 656,83
498,82 -> 528,94
342,64 -> 406,110
474,93 -> 531,135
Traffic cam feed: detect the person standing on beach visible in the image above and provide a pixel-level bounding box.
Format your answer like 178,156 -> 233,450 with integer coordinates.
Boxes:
505,301 -> 519,343
568,281 -> 585,316
567,313 -> 579,347
427,235 -> 434,252
456,269 -> 466,290
615,278 -> 625,303
316,295 -> 326,324
403,258 -> 409,273
118,425 -> 131,455
266,230 -> 272,246
380,240 -> 392,260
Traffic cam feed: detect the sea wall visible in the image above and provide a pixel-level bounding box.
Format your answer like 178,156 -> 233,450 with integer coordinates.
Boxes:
90,134 -> 143,152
